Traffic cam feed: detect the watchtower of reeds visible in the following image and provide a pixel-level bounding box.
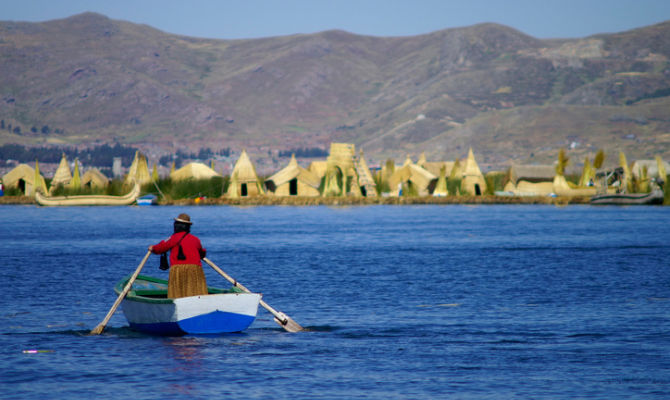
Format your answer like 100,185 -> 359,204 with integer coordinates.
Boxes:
322,143 -> 376,197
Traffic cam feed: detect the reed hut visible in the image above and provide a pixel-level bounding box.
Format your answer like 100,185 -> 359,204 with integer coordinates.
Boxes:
508,164 -> 556,185
226,150 -> 264,198
504,164 -> 556,196
50,154 -> 72,191
125,151 -> 152,185
265,155 -> 321,196
171,162 -> 221,181
82,168 -> 109,189
2,162 -> 47,196
308,161 -> 328,180
422,161 -> 458,178
356,150 -> 377,197
460,148 -> 487,196
388,156 -> 438,196
505,180 -> 555,196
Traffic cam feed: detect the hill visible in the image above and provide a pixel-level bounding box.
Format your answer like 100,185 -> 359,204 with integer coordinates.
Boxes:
1,13 -> 669,167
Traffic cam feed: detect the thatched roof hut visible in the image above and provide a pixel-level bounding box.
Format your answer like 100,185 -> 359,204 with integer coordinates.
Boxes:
504,180 -> 555,196
50,154 -> 72,191
171,162 -> 221,181
388,156 -> 437,196
308,161 -> 328,179
226,150 -> 265,198
460,148 -> 487,196
422,161 -> 458,178
507,164 -> 556,184
2,162 -> 47,196
502,163 -> 556,196
355,150 -> 377,197
82,168 -> 109,189
265,155 -> 321,196
125,151 -> 152,185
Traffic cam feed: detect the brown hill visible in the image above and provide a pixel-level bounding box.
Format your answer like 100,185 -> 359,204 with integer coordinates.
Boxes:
1,12 -> 669,166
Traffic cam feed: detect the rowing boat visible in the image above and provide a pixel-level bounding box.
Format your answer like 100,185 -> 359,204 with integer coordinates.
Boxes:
115,274 -> 261,335
35,182 -> 140,206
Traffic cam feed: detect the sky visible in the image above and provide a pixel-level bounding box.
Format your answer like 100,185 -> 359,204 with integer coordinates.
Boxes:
1,0 -> 670,40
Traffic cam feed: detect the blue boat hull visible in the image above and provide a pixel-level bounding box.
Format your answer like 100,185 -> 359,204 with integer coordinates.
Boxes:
128,310 -> 257,335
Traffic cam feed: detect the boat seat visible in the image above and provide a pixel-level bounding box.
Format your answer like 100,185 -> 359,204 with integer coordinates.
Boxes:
132,289 -> 168,298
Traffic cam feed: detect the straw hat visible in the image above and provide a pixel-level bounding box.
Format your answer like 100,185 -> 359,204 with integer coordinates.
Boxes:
174,213 -> 193,225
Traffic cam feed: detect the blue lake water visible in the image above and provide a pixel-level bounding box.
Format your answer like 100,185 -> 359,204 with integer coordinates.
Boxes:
1,204 -> 669,399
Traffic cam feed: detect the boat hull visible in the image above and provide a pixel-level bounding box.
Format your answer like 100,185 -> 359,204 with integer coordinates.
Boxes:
590,189 -> 664,205
136,194 -> 158,206
115,275 -> 261,335
36,183 -> 140,206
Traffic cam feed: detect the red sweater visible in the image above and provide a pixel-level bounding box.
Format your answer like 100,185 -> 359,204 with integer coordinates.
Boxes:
151,231 -> 206,266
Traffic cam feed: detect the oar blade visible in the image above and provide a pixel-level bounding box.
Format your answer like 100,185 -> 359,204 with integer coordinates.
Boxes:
90,324 -> 105,335
273,312 -> 303,333
89,250 -> 151,335
204,258 -> 304,333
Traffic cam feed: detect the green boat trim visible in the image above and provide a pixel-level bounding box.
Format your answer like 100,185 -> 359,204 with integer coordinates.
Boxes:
114,274 -> 244,304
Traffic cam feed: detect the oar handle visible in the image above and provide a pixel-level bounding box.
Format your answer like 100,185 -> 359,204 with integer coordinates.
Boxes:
90,250 -> 152,335
202,257 -> 303,332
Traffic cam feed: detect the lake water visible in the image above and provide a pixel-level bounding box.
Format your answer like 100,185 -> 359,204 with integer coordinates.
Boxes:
1,204 -> 669,399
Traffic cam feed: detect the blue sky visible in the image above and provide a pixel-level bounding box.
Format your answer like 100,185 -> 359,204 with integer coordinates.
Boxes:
1,0 -> 669,39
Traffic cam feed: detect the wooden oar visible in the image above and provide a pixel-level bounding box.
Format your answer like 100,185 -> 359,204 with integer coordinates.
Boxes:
90,250 -> 152,335
203,257 -> 303,333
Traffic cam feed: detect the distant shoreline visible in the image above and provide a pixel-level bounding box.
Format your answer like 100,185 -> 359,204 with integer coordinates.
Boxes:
1,195 -> 592,206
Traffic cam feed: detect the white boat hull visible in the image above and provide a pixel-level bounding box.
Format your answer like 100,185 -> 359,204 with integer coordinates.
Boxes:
121,292 -> 261,335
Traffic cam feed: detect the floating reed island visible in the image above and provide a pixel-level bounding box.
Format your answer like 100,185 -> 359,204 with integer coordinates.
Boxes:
2,143 -> 668,206
172,195 -> 591,206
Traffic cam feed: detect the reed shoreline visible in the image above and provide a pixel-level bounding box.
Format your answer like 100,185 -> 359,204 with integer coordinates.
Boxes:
1,195 -> 592,206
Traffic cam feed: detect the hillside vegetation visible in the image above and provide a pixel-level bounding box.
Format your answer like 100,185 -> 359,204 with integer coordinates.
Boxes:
1,13 -> 669,166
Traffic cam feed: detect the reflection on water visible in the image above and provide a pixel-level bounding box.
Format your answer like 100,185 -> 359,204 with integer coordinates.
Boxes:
163,337 -> 205,362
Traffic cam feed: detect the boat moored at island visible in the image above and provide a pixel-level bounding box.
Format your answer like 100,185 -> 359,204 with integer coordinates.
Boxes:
590,189 -> 664,205
35,182 -> 141,206
136,193 -> 158,206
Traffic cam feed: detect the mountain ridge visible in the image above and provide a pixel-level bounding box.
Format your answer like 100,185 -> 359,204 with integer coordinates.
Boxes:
1,12 -> 669,166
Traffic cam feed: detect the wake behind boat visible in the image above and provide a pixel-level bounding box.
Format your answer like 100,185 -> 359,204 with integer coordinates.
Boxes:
115,274 -> 261,335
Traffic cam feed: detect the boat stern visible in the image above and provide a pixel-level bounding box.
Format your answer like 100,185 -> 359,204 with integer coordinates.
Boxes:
116,275 -> 261,335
